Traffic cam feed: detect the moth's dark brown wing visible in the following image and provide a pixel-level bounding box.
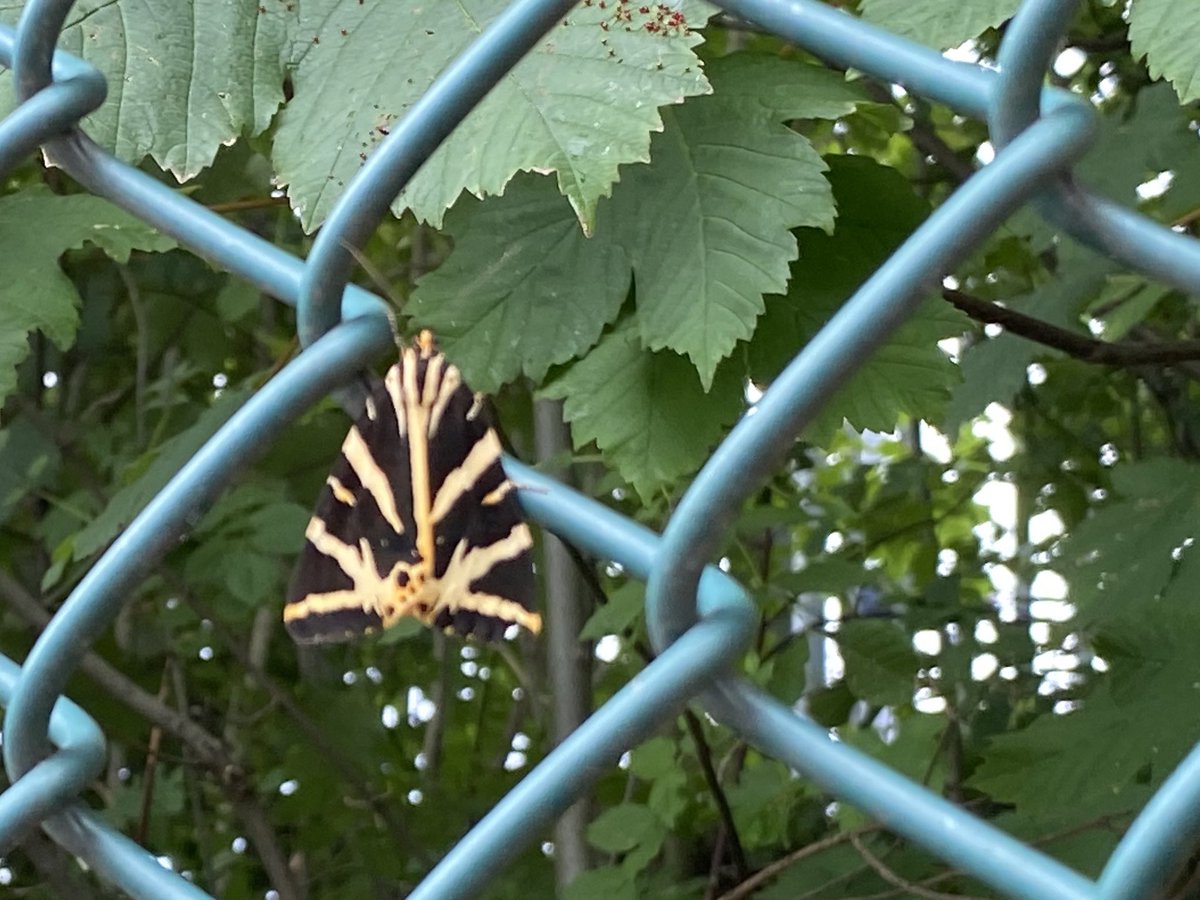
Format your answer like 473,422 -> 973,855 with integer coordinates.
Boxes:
419,353 -> 540,640
284,372 -> 419,644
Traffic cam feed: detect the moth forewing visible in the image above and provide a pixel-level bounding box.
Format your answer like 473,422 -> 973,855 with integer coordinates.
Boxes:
284,331 -> 541,644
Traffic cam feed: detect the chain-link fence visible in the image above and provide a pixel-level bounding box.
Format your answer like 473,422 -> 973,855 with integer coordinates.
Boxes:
1,1 -> 1198,898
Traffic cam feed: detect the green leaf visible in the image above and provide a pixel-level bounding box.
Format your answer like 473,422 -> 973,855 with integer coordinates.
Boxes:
942,333 -> 1037,434
0,418 -> 62,526
618,63 -> 837,387
765,638 -> 809,704
409,176 -> 630,392
628,736 -> 676,780
244,502 -> 313,555
1130,0 -> 1200,103
579,580 -> 644,640
645,767 -> 688,829
699,53 -> 869,121
0,1 -> 291,179
1076,83 -> 1197,204
585,802 -> 662,854
214,279 -> 263,323
836,619 -> 918,707
841,711 -> 947,792
749,155 -> 966,438
970,644 -> 1200,826
410,54 -> 857,391
1087,276 -> 1169,341
194,482 -> 311,555
70,387 -> 249,560
274,0 -> 714,232
805,681 -> 856,727
541,321 -> 742,496
859,0 -> 1021,50
1062,459 -> 1200,623
565,865 -> 636,900
727,759 -> 797,847
221,549 -> 280,605
375,617 -> 426,644
0,188 -> 175,405
778,557 -> 867,595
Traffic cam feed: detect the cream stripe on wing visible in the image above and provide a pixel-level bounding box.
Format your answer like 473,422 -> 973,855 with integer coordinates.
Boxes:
384,365 -> 407,438
434,524 -> 533,602
452,593 -> 542,632
284,590 -> 367,621
303,518 -> 379,590
342,427 -> 403,534
422,352 -> 445,409
326,475 -> 357,507
481,481 -> 514,506
427,364 -> 462,438
403,345 -> 436,567
430,430 -> 505,524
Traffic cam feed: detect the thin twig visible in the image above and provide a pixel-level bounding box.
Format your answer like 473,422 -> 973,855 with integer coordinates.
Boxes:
0,570 -> 230,769
171,660 -> 219,893
944,288 -> 1200,367
850,831 -> 988,900
684,710 -> 748,881
421,631 -> 453,780
848,811 -> 1132,899
717,824 -> 883,900
229,791 -> 305,900
135,662 -> 173,845
0,571 -> 308,897
117,265 -> 148,447
206,196 -> 290,214
862,83 -> 976,184
185,592 -> 428,863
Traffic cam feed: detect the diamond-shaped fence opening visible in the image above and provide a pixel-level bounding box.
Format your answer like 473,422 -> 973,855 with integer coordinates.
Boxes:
1,1 -> 1199,898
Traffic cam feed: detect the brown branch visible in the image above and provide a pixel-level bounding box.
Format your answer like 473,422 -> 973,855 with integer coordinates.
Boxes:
0,570 -> 307,897
206,196 -> 289,214
850,810 -> 1132,899
0,569 -> 230,770
1172,206 -> 1200,229
850,831 -> 988,900
171,662 -> 219,892
135,663 -> 173,845
684,710 -> 748,887
421,631 -> 453,780
944,288 -> 1200,367
863,84 -> 977,184
185,593 -> 428,864
228,790 -> 305,900
717,824 -> 883,900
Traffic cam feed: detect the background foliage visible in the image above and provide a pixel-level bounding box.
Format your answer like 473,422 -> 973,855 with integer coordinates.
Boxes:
1,0 -> 1199,897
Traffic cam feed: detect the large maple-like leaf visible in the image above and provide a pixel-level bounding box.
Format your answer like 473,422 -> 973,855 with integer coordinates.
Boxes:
858,0 -> 1020,50
0,0 -> 291,179
1130,0 -> 1200,103
617,55 -> 855,387
407,175 -> 629,393
749,155 -> 967,440
274,0 -> 714,232
539,321 -> 742,497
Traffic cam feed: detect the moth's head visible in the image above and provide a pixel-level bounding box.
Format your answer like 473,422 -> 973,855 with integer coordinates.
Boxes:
415,329 -> 436,358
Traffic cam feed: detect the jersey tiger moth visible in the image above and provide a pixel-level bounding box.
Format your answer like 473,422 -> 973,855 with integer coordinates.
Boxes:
284,330 -> 541,643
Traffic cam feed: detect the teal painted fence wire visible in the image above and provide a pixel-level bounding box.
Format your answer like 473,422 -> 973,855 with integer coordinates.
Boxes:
1,1 -> 1199,898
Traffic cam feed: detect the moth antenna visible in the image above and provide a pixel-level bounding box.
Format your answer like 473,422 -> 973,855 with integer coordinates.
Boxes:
338,238 -> 403,351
